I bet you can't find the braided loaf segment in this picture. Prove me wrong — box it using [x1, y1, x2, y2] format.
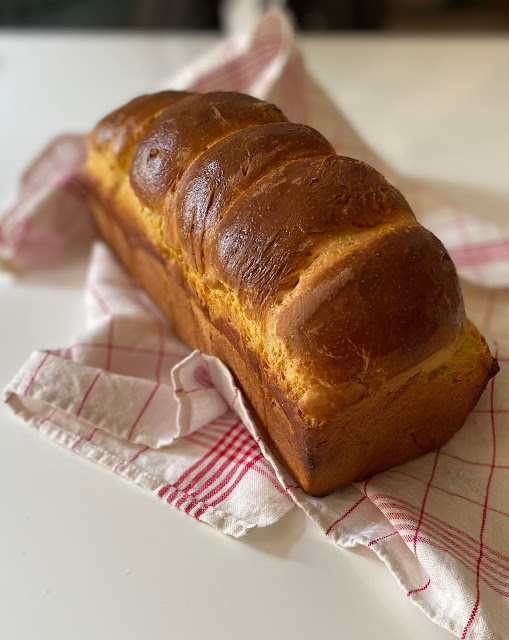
[89, 91, 465, 418]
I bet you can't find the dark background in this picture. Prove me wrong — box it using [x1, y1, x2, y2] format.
[1, 0, 508, 31]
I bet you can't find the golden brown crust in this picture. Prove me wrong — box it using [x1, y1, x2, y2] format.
[277, 224, 465, 392]
[175, 121, 335, 272]
[130, 91, 286, 211]
[207, 155, 415, 312]
[90, 91, 191, 169]
[84, 90, 497, 495]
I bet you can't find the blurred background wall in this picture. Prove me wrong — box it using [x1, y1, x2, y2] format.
[1, 0, 508, 31]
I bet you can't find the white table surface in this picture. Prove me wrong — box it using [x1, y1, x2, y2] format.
[1, 31, 508, 640]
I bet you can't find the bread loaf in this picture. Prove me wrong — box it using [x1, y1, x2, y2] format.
[84, 91, 498, 496]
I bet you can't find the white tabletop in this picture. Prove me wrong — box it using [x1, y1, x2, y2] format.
[1, 31, 508, 640]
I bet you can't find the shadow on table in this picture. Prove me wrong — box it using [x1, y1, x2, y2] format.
[240, 507, 308, 558]
[241, 503, 386, 564]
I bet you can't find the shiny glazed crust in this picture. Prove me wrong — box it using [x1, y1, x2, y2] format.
[84, 91, 497, 495]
